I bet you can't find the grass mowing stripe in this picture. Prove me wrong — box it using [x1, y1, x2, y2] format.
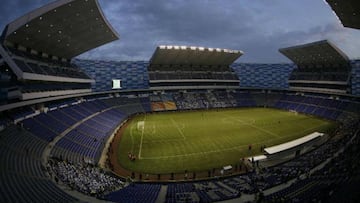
[170, 118, 186, 139]
[223, 113, 280, 138]
[116, 108, 336, 173]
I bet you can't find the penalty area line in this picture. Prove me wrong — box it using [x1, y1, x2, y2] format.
[171, 118, 186, 139]
[140, 140, 260, 160]
[225, 114, 280, 138]
[138, 116, 146, 159]
[139, 131, 309, 160]
[130, 124, 135, 153]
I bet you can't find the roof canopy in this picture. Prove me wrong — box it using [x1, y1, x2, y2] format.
[2, 0, 119, 59]
[325, 0, 360, 29]
[149, 45, 243, 71]
[279, 40, 349, 68]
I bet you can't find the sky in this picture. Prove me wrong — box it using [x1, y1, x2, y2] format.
[0, 0, 360, 63]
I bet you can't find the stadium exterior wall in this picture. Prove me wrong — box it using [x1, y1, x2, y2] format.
[74, 59, 149, 92]
[75, 60, 296, 92]
[351, 60, 360, 96]
[231, 63, 295, 89]
[74, 59, 359, 96]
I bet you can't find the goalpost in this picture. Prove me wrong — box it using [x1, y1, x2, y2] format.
[289, 109, 298, 115]
[137, 121, 145, 131]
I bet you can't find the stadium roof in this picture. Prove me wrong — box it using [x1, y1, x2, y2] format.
[1, 0, 119, 59]
[279, 40, 349, 68]
[149, 45, 243, 70]
[325, 0, 360, 29]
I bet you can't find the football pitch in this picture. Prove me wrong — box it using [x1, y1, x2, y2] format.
[116, 108, 336, 174]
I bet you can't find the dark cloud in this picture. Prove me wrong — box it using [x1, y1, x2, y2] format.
[0, 0, 51, 29]
[1, 0, 359, 63]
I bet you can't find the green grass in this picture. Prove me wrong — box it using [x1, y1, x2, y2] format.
[117, 108, 336, 174]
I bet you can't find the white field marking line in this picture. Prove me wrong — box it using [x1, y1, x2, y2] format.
[141, 117, 330, 160]
[141, 123, 330, 160]
[144, 123, 184, 143]
[143, 121, 183, 144]
[152, 123, 156, 135]
[130, 124, 135, 153]
[225, 114, 280, 138]
[222, 117, 255, 125]
[171, 118, 186, 139]
[138, 116, 146, 159]
[140, 138, 272, 160]
[143, 138, 186, 144]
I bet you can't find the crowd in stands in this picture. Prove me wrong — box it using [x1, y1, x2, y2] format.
[173, 92, 206, 109]
[149, 93, 177, 111]
[0, 125, 78, 203]
[49, 159, 125, 197]
[104, 183, 162, 203]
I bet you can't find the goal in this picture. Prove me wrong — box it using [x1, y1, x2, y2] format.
[137, 121, 145, 131]
[289, 109, 298, 115]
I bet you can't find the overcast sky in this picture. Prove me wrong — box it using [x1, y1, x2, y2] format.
[1, 0, 360, 63]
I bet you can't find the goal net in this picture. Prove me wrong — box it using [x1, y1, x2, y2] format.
[289, 109, 298, 115]
[137, 121, 145, 131]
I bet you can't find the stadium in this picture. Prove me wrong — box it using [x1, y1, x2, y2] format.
[0, 0, 359, 202]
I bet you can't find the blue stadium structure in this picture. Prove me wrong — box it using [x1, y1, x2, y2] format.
[74, 59, 150, 91]
[231, 63, 294, 90]
[0, 0, 360, 203]
[351, 60, 360, 95]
